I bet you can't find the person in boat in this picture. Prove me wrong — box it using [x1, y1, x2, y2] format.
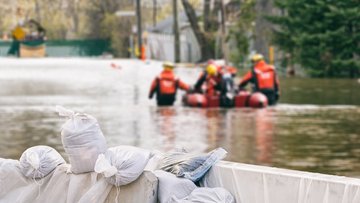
[219, 67, 237, 107]
[238, 54, 280, 105]
[149, 62, 190, 106]
[194, 61, 222, 97]
[194, 60, 238, 107]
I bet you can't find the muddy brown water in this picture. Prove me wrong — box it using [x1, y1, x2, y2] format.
[0, 58, 359, 177]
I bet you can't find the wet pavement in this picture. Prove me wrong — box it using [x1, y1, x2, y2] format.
[0, 58, 359, 177]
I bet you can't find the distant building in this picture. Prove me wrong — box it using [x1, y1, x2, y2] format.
[142, 0, 171, 8]
[146, 12, 201, 63]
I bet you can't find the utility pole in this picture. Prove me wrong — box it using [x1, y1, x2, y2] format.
[136, 0, 142, 59]
[173, 0, 180, 63]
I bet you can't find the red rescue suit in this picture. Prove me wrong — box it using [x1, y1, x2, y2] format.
[194, 71, 222, 96]
[149, 70, 189, 106]
[239, 61, 280, 105]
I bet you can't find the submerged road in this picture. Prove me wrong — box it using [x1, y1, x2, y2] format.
[0, 58, 359, 177]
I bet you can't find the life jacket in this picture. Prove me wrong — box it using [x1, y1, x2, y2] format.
[156, 71, 179, 96]
[204, 74, 221, 96]
[252, 61, 277, 91]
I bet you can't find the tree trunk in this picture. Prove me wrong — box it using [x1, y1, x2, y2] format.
[211, 0, 221, 31]
[153, 0, 157, 26]
[219, 0, 228, 63]
[204, 0, 211, 32]
[173, 0, 180, 62]
[254, 0, 274, 60]
[181, 0, 211, 61]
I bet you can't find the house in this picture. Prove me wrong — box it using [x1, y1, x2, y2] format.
[146, 12, 201, 63]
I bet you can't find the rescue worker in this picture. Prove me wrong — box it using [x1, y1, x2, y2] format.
[194, 62, 222, 96]
[149, 62, 190, 106]
[239, 54, 280, 105]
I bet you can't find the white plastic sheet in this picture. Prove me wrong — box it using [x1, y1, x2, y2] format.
[56, 105, 107, 174]
[201, 161, 360, 203]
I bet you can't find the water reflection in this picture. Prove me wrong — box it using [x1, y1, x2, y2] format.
[155, 107, 177, 151]
[254, 110, 275, 165]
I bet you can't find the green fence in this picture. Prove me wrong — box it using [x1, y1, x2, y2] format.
[0, 39, 111, 57]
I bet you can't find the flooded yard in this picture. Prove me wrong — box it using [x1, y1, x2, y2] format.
[0, 58, 359, 177]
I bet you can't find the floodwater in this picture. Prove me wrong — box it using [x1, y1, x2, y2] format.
[0, 58, 359, 177]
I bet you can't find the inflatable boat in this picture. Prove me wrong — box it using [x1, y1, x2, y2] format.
[182, 90, 268, 108]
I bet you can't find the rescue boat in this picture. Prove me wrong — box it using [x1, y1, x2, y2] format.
[182, 91, 268, 108]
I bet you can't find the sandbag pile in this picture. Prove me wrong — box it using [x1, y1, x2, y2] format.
[56, 105, 107, 174]
[2, 106, 235, 203]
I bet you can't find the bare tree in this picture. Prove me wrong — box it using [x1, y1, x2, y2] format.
[181, 0, 211, 61]
[203, 0, 211, 32]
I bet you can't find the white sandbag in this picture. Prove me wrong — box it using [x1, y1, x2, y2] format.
[56, 105, 107, 174]
[94, 146, 151, 186]
[144, 150, 164, 172]
[19, 145, 65, 178]
[153, 170, 197, 203]
[172, 187, 235, 203]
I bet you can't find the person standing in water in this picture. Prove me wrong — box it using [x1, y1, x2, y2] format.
[149, 62, 190, 106]
[238, 54, 280, 105]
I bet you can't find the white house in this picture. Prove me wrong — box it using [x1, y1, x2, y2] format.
[146, 12, 201, 63]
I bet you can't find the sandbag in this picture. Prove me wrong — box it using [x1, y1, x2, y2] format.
[144, 150, 164, 171]
[56, 105, 107, 174]
[172, 187, 235, 203]
[160, 148, 227, 182]
[94, 146, 151, 186]
[19, 145, 65, 178]
[154, 170, 197, 203]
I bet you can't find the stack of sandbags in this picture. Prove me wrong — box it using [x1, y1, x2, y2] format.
[56, 106, 107, 174]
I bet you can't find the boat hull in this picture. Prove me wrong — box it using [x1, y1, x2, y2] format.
[183, 91, 268, 108]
